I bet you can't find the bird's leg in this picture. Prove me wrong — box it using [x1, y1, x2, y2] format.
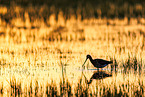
[97, 68, 99, 72]
[100, 68, 103, 72]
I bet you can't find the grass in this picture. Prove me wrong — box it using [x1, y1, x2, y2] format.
[0, 50, 144, 96]
[0, 7, 145, 96]
[0, 74, 144, 96]
[0, 0, 145, 21]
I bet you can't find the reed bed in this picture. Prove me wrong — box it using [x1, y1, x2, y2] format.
[0, 9, 145, 96]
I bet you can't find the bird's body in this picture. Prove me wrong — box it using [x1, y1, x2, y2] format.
[82, 55, 112, 68]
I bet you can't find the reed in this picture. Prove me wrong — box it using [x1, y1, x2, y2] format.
[0, 7, 145, 96]
[0, 73, 144, 96]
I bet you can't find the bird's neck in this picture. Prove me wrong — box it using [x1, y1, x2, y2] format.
[89, 57, 93, 62]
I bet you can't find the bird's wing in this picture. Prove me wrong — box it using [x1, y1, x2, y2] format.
[95, 59, 112, 65]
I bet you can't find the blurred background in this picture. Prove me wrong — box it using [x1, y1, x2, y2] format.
[0, 0, 145, 26]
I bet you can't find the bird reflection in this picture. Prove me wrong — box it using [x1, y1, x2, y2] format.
[83, 71, 112, 84]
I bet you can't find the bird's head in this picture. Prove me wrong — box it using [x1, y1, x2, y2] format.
[86, 54, 91, 59]
[82, 54, 92, 67]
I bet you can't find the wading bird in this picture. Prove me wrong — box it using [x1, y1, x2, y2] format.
[82, 54, 112, 68]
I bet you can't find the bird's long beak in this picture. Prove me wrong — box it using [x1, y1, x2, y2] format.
[82, 58, 87, 67]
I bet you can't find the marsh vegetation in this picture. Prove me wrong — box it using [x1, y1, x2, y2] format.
[0, 1, 145, 96]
